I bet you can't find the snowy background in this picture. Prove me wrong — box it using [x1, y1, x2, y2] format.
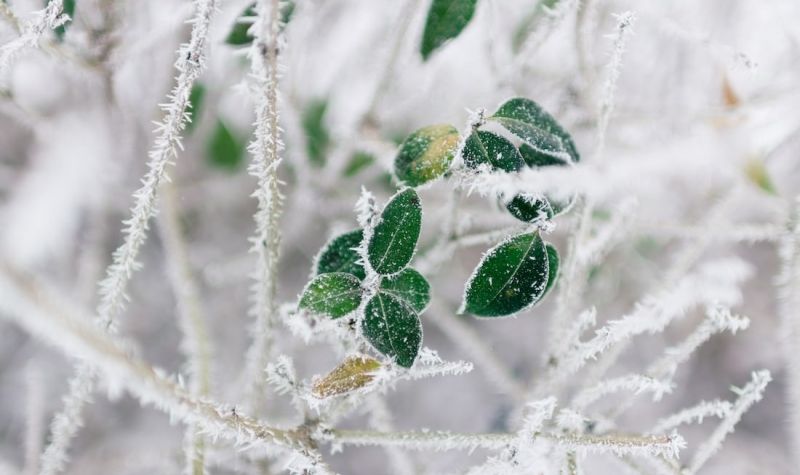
[1, 0, 800, 473]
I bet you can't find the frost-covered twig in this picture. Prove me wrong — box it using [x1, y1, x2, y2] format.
[38, 365, 95, 475]
[686, 370, 771, 474]
[243, 0, 286, 407]
[96, 0, 219, 329]
[651, 400, 732, 435]
[329, 429, 683, 458]
[0, 1, 67, 78]
[533, 259, 750, 399]
[571, 374, 673, 411]
[647, 306, 749, 379]
[39, 1, 220, 471]
[596, 11, 635, 156]
[158, 181, 212, 475]
[0, 265, 333, 471]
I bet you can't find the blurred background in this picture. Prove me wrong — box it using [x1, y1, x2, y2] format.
[1, 0, 799, 473]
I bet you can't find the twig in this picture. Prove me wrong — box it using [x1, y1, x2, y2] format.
[158, 180, 213, 475]
[243, 0, 286, 408]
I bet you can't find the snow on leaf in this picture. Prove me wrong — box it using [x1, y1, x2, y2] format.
[362, 293, 422, 368]
[315, 229, 366, 280]
[367, 188, 422, 275]
[462, 231, 550, 317]
[312, 355, 382, 398]
[299, 273, 362, 319]
[491, 97, 579, 164]
[379, 268, 430, 313]
[461, 130, 524, 172]
[394, 125, 459, 186]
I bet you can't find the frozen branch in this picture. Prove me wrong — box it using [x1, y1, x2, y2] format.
[97, 0, 219, 329]
[158, 181, 213, 475]
[687, 370, 771, 474]
[596, 11, 636, 156]
[243, 0, 287, 406]
[571, 374, 673, 411]
[651, 400, 732, 435]
[0, 1, 67, 79]
[38, 1, 220, 470]
[0, 265, 334, 473]
[329, 429, 683, 458]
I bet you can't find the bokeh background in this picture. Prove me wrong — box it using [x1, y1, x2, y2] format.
[1, 0, 800, 473]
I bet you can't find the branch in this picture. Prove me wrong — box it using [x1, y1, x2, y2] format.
[243, 0, 286, 407]
[0, 265, 333, 473]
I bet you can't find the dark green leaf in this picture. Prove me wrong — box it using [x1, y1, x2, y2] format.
[186, 84, 206, 134]
[207, 119, 245, 171]
[302, 99, 330, 167]
[462, 231, 549, 317]
[362, 292, 422, 368]
[380, 268, 430, 312]
[343, 151, 375, 177]
[420, 0, 479, 60]
[491, 97, 580, 163]
[226, 3, 256, 46]
[394, 124, 459, 186]
[299, 272, 362, 318]
[505, 193, 553, 223]
[462, 130, 523, 172]
[368, 189, 422, 275]
[316, 229, 366, 280]
[519, 142, 569, 168]
[542, 242, 559, 298]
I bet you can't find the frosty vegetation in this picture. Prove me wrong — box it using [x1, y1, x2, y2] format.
[0, 0, 797, 474]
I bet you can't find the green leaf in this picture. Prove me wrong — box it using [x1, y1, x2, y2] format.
[462, 130, 524, 172]
[380, 268, 430, 312]
[362, 292, 422, 368]
[394, 124, 459, 186]
[519, 142, 569, 168]
[542, 242, 559, 298]
[226, 3, 256, 46]
[420, 0, 479, 60]
[343, 151, 375, 177]
[299, 272, 362, 319]
[490, 97, 580, 164]
[316, 229, 366, 280]
[186, 84, 206, 134]
[462, 231, 549, 317]
[505, 193, 553, 223]
[302, 99, 330, 167]
[207, 119, 245, 171]
[368, 188, 422, 275]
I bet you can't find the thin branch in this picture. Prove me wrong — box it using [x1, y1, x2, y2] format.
[243, 0, 286, 408]
[38, 1, 221, 472]
[158, 181, 213, 475]
[687, 370, 771, 474]
[0, 265, 333, 473]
